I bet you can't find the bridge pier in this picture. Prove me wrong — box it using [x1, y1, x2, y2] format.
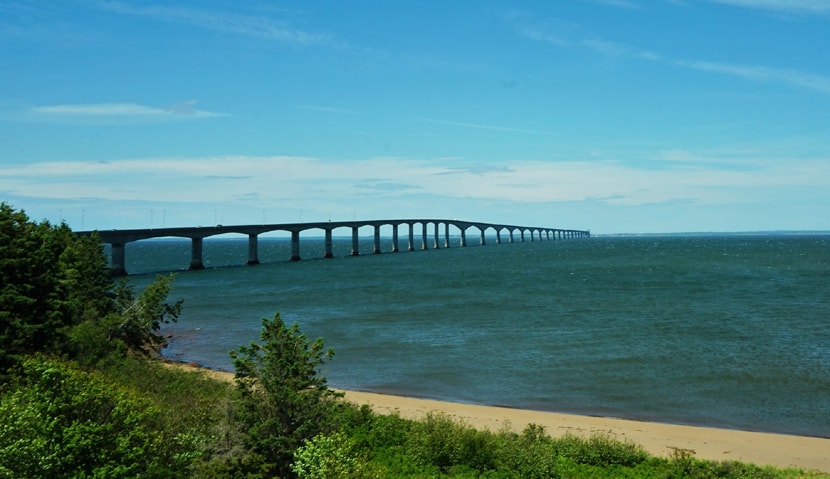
[247, 234, 259, 265]
[111, 242, 127, 276]
[190, 237, 204, 270]
[324, 229, 334, 258]
[290, 230, 301, 261]
[84, 219, 590, 275]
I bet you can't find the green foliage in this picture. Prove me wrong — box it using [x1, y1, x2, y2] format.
[661, 447, 784, 479]
[0, 356, 199, 478]
[110, 274, 183, 355]
[553, 432, 648, 468]
[0, 202, 182, 373]
[229, 313, 345, 478]
[292, 431, 382, 479]
[0, 203, 113, 375]
[339, 414, 814, 479]
[492, 424, 562, 479]
[67, 274, 182, 365]
[406, 412, 498, 473]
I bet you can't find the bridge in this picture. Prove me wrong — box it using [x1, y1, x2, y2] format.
[80, 219, 590, 276]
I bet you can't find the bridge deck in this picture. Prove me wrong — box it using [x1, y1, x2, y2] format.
[78, 219, 589, 276]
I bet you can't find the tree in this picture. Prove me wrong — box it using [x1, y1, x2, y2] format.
[111, 274, 182, 355]
[1, 202, 182, 374]
[230, 313, 344, 478]
[0, 203, 110, 375]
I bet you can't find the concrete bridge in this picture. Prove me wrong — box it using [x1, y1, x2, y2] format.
[80, 219, 590, 276]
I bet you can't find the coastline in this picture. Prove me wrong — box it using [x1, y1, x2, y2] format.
[167, 362, 829, 473]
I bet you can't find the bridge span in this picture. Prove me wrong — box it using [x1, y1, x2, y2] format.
[80, 219, 590, 276]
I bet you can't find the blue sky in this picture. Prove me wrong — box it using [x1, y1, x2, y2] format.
[2, 0, 829, 234]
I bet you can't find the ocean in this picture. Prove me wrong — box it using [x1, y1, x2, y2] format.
[121, 233, 830, 437]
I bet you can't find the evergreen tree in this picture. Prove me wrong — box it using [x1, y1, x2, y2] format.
[0, 203, 103, 374]
[230, 313, 343, 478]
[1, 202, 181, 375]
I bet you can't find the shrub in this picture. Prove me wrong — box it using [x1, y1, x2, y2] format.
[292, 431, 383, 479]
[405, 412, 498, 473]
[553, 433, 648, 468]
[0, 356, 198, 478]
[493, 424, 561, 479]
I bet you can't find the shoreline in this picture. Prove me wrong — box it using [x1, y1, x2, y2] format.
[166, 362, 829, 473]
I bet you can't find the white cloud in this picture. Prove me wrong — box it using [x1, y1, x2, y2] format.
[292, 105, 360, 115]
[7, 101, 225, 124]
[676, 60, 830, 94]
[91, 1, 331, 45]
[513, 14, 830, 94]
[587, 0, 640, 9]
[711, 0, 830, 13]
[3, 154, 827, 211]
[421, 118, 558, 136]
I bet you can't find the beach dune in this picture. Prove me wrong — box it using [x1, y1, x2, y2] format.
[341, 389, 829, 473]
[176, 364, 829, 473]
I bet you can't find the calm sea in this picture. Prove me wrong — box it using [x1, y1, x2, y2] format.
[122, 233, 830, 437]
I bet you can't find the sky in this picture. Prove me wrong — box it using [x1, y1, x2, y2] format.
[2, 0, 829, 235]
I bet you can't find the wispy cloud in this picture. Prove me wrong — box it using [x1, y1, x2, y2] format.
[3, 153, 826, 209]
[711, 0, 830, 13]
[512, 14, 830, 94]
[586, 0, 640, 9]
[91, 1, 331, 45]
[422, 118, 558, 136]
[5, 101, 225, 124]
[582, 37, 663, 60]
[676, 60, 830, 93]
[292, 105, 360, 115]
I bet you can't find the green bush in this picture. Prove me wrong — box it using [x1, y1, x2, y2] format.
[492, 424, 561, 479]
[292, 431, 383, 479]
[0, 356, 199, 478]
[553, 433, 648, 467]
[405, 412, 498, 473]
[662, 447, 784, 479]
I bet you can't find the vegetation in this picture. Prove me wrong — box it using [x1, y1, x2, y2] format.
[1, 202, 826, 478]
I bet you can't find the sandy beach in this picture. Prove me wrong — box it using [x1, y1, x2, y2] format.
[173, 364, 829, 473]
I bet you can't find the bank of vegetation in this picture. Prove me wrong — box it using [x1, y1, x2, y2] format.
[1, 202, 825, 478]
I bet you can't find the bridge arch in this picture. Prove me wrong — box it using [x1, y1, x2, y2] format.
[82, 219, 589, 275]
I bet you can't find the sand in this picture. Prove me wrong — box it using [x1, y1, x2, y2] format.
[170, 363, 829, 473]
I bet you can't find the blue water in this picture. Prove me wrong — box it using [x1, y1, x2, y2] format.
[123, 234, 830, 437]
